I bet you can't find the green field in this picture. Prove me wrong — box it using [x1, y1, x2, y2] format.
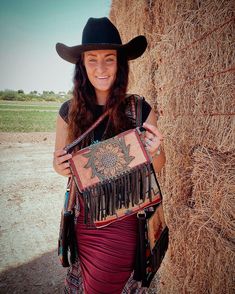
[0, 101, 62, 132]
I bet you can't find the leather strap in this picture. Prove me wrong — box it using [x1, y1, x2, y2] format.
[136, 96, 143, 127]
[64, 109, 110, 153]
[129, 94, 143, 127]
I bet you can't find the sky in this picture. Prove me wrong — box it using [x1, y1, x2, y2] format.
[0, 0, 112, 93]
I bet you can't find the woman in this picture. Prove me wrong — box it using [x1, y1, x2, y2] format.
[54, 17, 166, 294]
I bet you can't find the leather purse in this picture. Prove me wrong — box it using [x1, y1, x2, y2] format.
[65, 120, 162, 228]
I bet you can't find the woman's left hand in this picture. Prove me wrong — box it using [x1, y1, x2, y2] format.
[143, 122, 164, 157]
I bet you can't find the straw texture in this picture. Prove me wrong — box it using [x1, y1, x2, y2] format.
[110, 1, 235, 293]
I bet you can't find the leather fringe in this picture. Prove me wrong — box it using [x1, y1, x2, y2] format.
[83, 162, 154, 225]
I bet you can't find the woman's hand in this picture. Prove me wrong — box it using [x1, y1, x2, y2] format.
[143, 122, 164, 157]
[53, 149, 72, 177]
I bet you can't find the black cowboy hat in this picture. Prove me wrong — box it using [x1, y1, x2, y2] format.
[56, 17, 147, 64]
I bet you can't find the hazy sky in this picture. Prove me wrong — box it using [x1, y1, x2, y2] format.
[0, 0, 111, 93]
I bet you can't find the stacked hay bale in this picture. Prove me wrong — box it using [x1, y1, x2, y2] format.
[110, 1, 235, 293]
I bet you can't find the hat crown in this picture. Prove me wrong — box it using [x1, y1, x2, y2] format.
[82, 17, 122, 45]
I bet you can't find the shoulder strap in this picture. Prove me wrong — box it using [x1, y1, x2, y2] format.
[135, 95, 143, 127]
[129, 94, 143, 127]
[64, 109, 109, 153]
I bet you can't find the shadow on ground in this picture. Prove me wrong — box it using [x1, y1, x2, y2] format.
[0, 249, 67, 294]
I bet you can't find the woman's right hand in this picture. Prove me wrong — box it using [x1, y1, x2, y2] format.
[53, 149, 72, 177]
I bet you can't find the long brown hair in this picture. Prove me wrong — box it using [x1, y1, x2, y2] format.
[67, 51, 132, 145]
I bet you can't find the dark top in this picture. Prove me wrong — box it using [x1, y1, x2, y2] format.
[59, 97, 152, 142]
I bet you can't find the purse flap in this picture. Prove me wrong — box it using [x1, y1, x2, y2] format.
[69, 128, 149, 192]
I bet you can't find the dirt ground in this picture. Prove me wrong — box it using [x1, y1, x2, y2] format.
[0, 132, 68, 294]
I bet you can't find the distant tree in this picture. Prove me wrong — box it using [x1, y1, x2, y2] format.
[49, 91, 55, 94]
[1, 90, 18, 100]
[18, 89, 24, 94]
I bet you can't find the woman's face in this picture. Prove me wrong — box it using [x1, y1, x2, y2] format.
[83, 49, 117, 99]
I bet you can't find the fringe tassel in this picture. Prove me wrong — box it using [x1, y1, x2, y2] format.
[83, 162, 155, 224]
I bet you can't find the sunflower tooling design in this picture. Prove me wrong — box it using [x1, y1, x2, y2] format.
[83, 137, 135, 180]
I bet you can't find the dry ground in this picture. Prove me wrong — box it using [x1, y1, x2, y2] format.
[0, 132, 67, 294]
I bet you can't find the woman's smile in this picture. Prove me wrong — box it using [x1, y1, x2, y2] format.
[96, 75, 109, 81]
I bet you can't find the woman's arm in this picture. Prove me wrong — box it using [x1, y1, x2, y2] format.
[143, 109, 166, 173]
[53, 115, 72, 177]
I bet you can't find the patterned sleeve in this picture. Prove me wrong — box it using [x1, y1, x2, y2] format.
[59, 99, 71, 123]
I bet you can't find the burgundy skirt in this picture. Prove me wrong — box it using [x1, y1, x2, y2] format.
[75, 199, 138, 294]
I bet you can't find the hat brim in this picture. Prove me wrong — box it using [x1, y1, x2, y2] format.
[56, 35, 147, 64]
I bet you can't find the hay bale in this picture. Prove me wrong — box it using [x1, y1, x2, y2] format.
[160, 147, 235, 293]
[110, 1, 157, 101]
[110, 0, 235, 293]
[191, 147, 234, 245]
[160, 215, 234, 293]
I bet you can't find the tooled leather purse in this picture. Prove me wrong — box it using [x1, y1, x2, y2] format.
[64, 112, 162, 228]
